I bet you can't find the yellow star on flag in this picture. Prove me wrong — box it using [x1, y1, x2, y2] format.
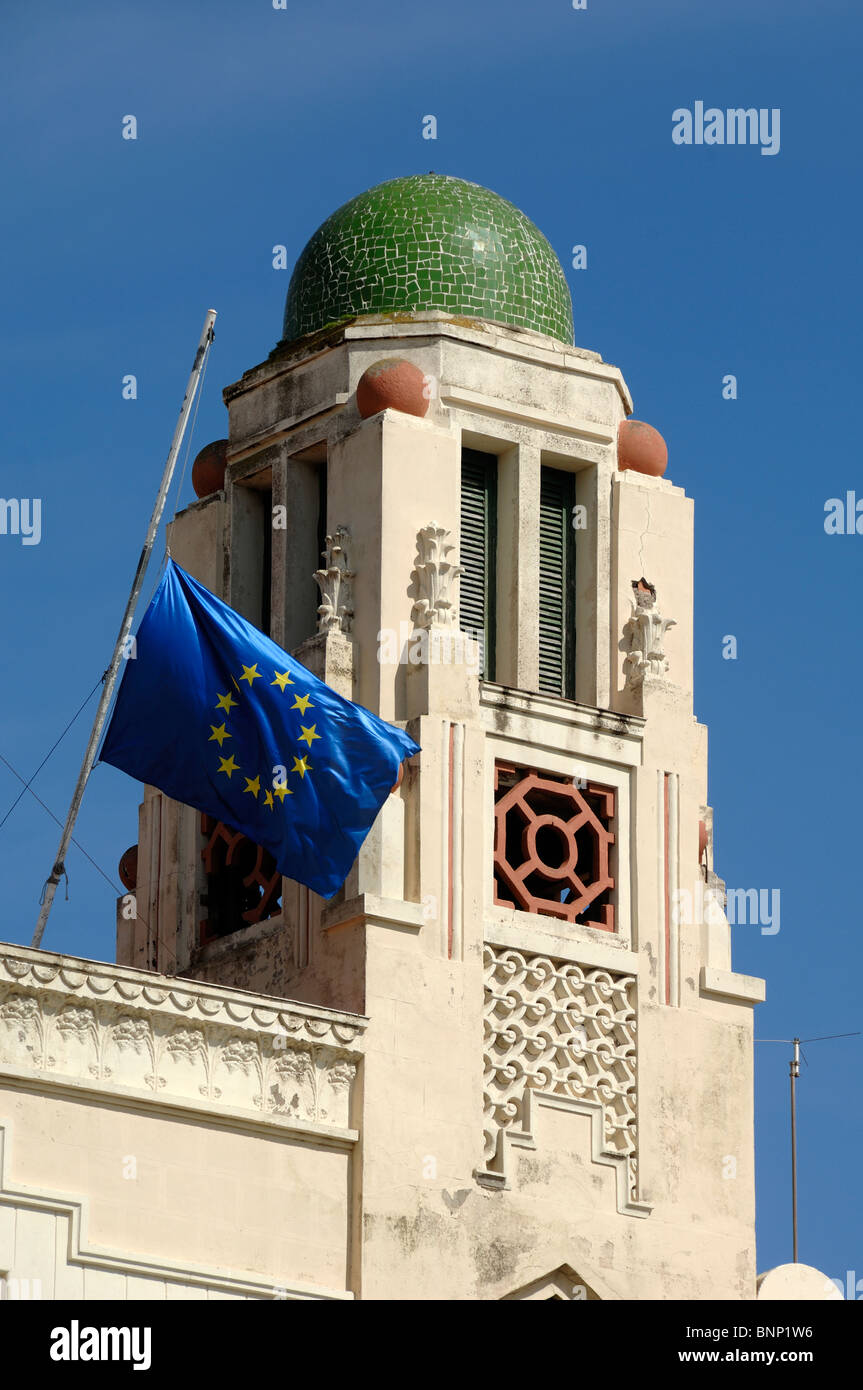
[208, 723, 231, 746]
[243, 775, 261, 798]
[240, 664, 262, 686]
[273, 781, 293, 802]
[299, 723, 320, 747]
[263, 790, 274, 810]
[218, 754, 240, 779]
[271, 670, 294, 692]
[215, 692, 237, 714]
[292, 693, 313, 715]
[292, 755, 311, 779]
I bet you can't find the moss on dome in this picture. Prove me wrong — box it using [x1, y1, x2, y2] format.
[282, 174, 573, 345]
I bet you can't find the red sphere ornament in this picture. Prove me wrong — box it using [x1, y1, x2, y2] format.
[118, 845, 138, 892]
[192, 439, 229, 498]
[618, 419, 668, 478]
[356, 359, 430, 419]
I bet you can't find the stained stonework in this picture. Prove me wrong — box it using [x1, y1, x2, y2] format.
[282, 174, 574, 345]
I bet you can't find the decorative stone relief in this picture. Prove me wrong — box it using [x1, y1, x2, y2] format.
[622, 578, 676, 688]
[314, 527, 354, 634]
[409, 523, 464, 630]
[0, 948, 364, 1134]
[482, 944, 645, 1214]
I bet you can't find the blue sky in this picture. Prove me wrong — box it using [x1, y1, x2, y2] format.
[1, 0, 860, 1287]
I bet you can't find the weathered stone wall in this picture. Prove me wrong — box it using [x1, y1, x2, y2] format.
[0, 945, 365, 1300]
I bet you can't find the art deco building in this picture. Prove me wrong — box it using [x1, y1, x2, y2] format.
[0, 175, 776, 1301]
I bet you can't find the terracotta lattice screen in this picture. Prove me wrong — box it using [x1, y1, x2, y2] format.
[493, 765, 615, 931]
[199, 814, 282, 944]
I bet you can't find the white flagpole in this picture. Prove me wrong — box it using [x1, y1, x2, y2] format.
[31, 309, 217, 950]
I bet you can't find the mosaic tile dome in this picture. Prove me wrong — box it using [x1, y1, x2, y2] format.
[282, 174, 574, 345]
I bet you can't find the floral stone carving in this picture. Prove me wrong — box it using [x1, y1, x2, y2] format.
[409, 523, 464, 630]
[314, 527, 354, 634]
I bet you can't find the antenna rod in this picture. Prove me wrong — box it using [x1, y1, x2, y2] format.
[790, 1038, 799, 1262]
[757, 1030, 859, 1265]
[31, 309, 217, 950]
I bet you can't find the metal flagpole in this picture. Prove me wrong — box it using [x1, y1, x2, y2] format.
[31, 309, 217, 950]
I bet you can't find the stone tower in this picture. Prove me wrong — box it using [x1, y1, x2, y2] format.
[118, 174, 765, 1300]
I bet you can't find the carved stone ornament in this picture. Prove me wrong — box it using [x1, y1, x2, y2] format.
[409, 522, 464, 630]
[481, 944, 648, 1216]
[314, 527, 354, 634]
[0, 946, 365, 1133]
[622, 577, 676, 688]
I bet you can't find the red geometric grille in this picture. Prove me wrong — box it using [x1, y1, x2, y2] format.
[493, 764, 615, 931]
[199, 814, 282, 945]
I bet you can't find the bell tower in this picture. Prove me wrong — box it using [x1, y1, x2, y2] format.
[118, 174, 764, 1300]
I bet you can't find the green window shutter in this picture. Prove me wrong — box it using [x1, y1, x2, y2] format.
[459, 449, 497, 679]
[539, 466, 576, 698]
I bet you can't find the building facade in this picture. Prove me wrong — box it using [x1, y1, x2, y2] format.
[1, 175, 772, 1301]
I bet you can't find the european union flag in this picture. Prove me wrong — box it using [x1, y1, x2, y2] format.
[100, 559, 419, 897]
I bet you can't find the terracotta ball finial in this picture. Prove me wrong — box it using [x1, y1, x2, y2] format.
[118, 845, 138, 892]
[191, 439, 229, 498]
[356, 358, 430, 420]
[618, 419, 668, 478]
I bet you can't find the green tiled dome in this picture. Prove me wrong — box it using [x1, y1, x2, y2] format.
[282, 174, 573, 345]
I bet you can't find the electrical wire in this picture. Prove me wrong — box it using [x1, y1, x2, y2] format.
[0, 751, 121, 894]
[0, 679, 103, 834]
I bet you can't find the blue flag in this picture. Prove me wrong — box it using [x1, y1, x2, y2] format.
[100, 559, 419, 897]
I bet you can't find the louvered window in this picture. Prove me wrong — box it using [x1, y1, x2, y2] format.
[538, 466, 576, 697]
[459, 449, 497, 679]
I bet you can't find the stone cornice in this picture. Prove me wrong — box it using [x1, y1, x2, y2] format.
[223, 313, 633, 413]
[479, 683, 644, 764]
[0, 944, 366, 1134]
[0, 944, 366, 1045]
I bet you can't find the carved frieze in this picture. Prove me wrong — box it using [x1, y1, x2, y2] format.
[0, 948, 364, 1133]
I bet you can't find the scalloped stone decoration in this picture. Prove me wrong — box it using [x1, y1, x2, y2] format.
[0, 947, 367, 1134]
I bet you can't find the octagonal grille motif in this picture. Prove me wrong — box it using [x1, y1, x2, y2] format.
[493, 764, 615, 931]
[199, 814, 282, 945]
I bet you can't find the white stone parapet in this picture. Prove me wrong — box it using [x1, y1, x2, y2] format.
[0, 944, 366, 1137]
